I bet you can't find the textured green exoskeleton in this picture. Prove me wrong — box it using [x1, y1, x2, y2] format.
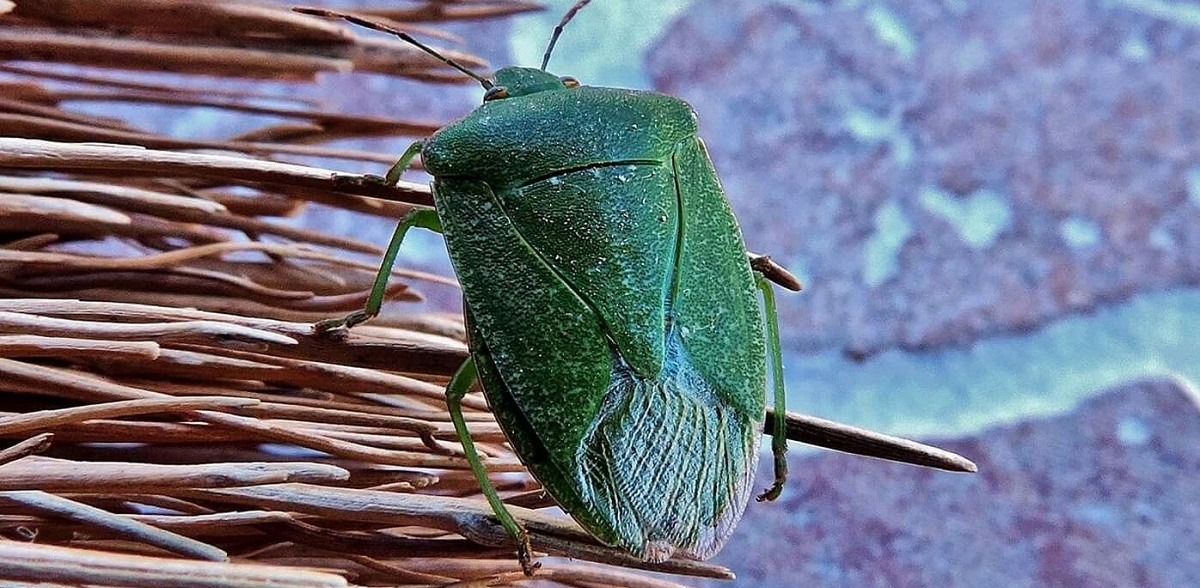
[298, 3, 792, 573]
[433, 71, 782, 564]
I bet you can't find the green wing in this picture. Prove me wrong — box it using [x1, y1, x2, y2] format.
[566, 137, 766, 560]
[671, 137, 767, 418]
[496, 162, 677, 378]
[433, 178, 612, 473]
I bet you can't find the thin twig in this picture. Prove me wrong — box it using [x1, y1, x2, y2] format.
[0, 138, 432, 210]
[0, 433, 53, 465]
[0, 456, 351, 492]
[0, 311, 297, 346]
[767, 408, 978, 473]
[0, 490, 228, 561]
[0, 397, 258, 436]
[0, 540, 349, 587]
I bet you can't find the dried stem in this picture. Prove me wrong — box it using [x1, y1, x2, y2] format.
[0, 491, 228, 561]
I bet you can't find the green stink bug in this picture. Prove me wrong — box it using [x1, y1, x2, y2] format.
[298, 1, 971, 575]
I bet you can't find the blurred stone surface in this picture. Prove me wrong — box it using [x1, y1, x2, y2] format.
[712, 377, 1200, 587]
[648, 0, 1200, 358]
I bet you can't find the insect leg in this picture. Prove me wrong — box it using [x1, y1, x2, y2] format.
[314, 207, 443, 334]
[332, 140, 424, 187]
[445, 356, 539, 576]
[748, 252, 803, 292]
[383, 140, 425, 186]
[753, 273, 789, 502]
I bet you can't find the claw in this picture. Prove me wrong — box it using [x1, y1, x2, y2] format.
[314, 309, 369, 339]
[312, 318, 350, 340]
[757, 479, 784, 502]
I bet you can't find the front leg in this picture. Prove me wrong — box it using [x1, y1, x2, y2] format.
[331, 140, 425, 188]
[316, 140, 443, 336]
[315, 206, 443, 335]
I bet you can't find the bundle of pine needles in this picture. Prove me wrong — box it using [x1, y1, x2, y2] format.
[0, 1, 730, 586]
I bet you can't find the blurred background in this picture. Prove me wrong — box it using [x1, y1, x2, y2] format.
[5, 0, 1198, 586]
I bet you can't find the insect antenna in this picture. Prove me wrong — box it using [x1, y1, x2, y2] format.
[540, 0, 593, 71]
[293, 7, 494, 89]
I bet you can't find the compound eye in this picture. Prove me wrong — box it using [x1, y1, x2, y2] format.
[560, 76, 580, 88]
[483, 86, 509, 102]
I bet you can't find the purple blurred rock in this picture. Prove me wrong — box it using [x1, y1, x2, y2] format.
[713, 377, 1200, 587]
[648, 0, 1200, 358]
